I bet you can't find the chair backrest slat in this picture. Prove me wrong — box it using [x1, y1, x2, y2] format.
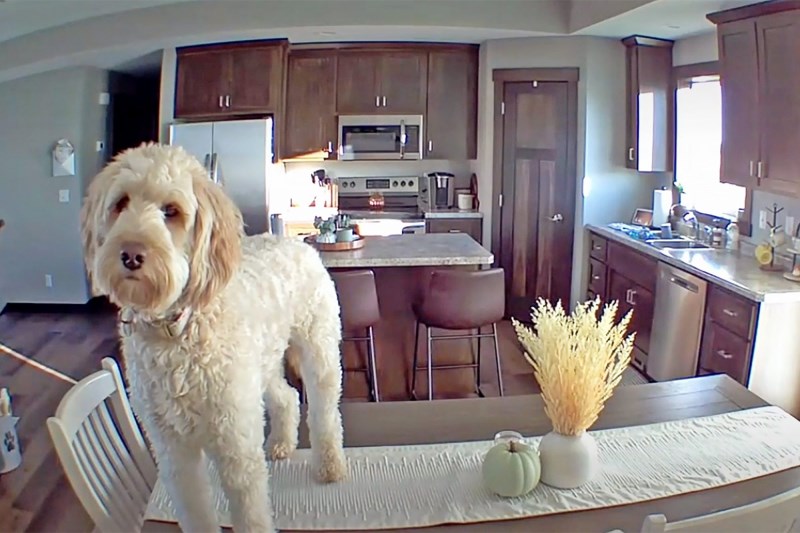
[94, 403, 152, 502]
[47, 357, 157, 533]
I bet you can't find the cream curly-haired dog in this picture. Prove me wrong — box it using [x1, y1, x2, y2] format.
[80, 143, 347, 532]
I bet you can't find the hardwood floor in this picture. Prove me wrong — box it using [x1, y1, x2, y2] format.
[0, 304, 646, 532]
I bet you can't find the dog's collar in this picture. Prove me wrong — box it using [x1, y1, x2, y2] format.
[119, 307, 192, 338]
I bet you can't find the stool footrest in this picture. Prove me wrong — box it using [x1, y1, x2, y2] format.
[412, 362, 478, 372]
[428, 332, 497, 341]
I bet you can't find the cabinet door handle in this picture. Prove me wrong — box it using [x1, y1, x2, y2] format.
[375, 96, 380, 107]
[218, 95, 224, 108]
[327, 141, 333, 153]
[382, 96, 387, 107]
[629, 289, 637, 306]
[592, 275, 600, 281]
[225, 95, 231, 107]
[722, 308, 738, 318]
[749, 161, 755, 177]
[628, 147, 635, 161]
[428, 140, 433, 152]
[716, 349, 733, 360]
[757, 161, 764, 178]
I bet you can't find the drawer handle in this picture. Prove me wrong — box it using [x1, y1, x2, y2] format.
[626, 289, 637, 306]
[593, 245, 602, 251]
[592, 275, 600, 281]
[716, 349, 733, 360]
[448, 229, 462, 233]
[722, 308, 738, 318]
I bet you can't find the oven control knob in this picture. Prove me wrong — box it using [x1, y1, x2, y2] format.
[393, 180, 399, 187]
[341, 181, 348, 188]
[408, 179, 415, 188]
[349, 181, 356, 188]
[400, 180, 406, 187]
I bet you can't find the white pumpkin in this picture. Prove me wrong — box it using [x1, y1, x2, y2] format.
[481, 439, 541, 498]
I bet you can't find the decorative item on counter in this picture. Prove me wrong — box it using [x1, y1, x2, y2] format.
[512, 297, 635, 489]
[334, 214, 356, 243]
[313, 216, 337, 244]
[783, 222, 800, 283]
[307, 215, 365, 251]
[0, 387, 21, 474]
[726, 221, 740, 251]
[368, 191, 385, 210]
[482, 431, 541, 498]
[756, 203, 785, 272]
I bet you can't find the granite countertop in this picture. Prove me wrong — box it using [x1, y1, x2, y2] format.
[588, 224, 800, 303]
[423, 208, 483, 219]
[315, 233, 493, 268]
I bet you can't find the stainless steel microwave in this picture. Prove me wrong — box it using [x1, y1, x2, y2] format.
[338, 115, 423, 160]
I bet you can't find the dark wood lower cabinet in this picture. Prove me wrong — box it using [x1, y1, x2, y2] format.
[426, 218, 482, 244]
[586, 230, 760, 387]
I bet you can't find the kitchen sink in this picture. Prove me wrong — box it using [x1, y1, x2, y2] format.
[646, 238, 713, 250]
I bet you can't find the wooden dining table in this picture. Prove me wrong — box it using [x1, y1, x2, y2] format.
[143, 374, 800, 532]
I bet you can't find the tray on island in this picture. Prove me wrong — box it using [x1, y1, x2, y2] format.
[304, 235, 365, 252]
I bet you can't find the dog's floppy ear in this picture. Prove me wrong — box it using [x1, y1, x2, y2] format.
[184, 172, 244, 309]
[80, 159, 122, 295]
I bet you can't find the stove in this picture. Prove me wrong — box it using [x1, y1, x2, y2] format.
[337, 176, 423, 220]
[336, 176, 425, 235]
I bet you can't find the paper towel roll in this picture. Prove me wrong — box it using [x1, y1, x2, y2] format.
[652, 189, 672, 227]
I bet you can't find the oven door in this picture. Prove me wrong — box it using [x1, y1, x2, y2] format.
[338, 115, 423, 160]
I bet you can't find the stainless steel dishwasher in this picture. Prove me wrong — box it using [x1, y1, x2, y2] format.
[647, 263, 708, 381]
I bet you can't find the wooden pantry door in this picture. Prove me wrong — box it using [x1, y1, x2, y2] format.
[492, 70, 578, 322]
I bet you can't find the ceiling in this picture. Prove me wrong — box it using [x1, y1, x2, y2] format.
[0, 0, 764, 80]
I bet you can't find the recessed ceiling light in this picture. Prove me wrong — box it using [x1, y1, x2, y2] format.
[316, 31, 337, 36]
[667, 25, 681, 29]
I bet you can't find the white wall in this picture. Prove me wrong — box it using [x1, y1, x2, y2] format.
[477, 36, 655, 308]
[0, 67, 109, 305]
[673, 32, 718, 66]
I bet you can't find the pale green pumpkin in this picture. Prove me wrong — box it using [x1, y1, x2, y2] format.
[481, 440, 541, 497]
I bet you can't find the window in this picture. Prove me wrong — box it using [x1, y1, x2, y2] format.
[675, 72, 746, 221]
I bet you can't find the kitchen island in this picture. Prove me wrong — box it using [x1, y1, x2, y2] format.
[308, 233, 496, 401]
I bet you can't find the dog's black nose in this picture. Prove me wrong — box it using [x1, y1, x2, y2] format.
[120, 243, 146, 271]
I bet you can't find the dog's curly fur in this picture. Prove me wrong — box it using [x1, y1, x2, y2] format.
[80, 143, 347, 532]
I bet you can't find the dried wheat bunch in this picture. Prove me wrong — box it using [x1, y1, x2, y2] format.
[512, 296, 635, 436]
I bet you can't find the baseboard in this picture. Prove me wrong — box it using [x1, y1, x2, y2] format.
[0, 296, 118, 315]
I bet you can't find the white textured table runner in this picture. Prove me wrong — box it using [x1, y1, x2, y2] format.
[146, 406, 800, 530]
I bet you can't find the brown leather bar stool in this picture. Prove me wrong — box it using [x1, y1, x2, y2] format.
[411, 268, 505, 400]
[330, 269, 381, 402]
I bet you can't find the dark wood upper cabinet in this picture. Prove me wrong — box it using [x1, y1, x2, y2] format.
[622, 35, 674, 173]
[717, 19, 760, 188]
[755, 11, 800, 195]
[336, 49, 427, 115]
[425, 46, 479, 160]
[174, 50, 230, 118]
[709, 4, 800, 197]
[283, 50, 338, 160]
[175, 40, 287, 119]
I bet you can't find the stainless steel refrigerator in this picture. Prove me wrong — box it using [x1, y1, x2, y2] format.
[168, 118, 273, 235]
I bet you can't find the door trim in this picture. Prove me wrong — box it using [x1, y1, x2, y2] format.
[490, 68, 580, 272]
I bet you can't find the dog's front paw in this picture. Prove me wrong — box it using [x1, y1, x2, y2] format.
[314, 448, 348, 483]
[267, 436, 297, 460]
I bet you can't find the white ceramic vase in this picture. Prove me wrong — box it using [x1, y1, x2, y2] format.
[538, 430, 598, 489]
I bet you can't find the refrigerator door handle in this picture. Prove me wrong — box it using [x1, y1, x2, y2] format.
[203, 153, 211, 174]
[210, 153, 219, 184]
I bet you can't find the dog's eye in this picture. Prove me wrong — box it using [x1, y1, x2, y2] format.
[162, 204, 179, 218]
[114, 195, 129, 213]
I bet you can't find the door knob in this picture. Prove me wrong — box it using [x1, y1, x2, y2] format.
[548, 214, 563, 222]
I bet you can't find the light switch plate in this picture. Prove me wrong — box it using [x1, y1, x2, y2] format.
[786, 216, 795, 235]
[759, 210, 768, 230]
[59, 189, 70, 203]
[96, 141, 104, 152]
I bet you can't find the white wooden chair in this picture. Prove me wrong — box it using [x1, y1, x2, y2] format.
[47, 357, 157, 533]
[613, 486, 800, 533]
